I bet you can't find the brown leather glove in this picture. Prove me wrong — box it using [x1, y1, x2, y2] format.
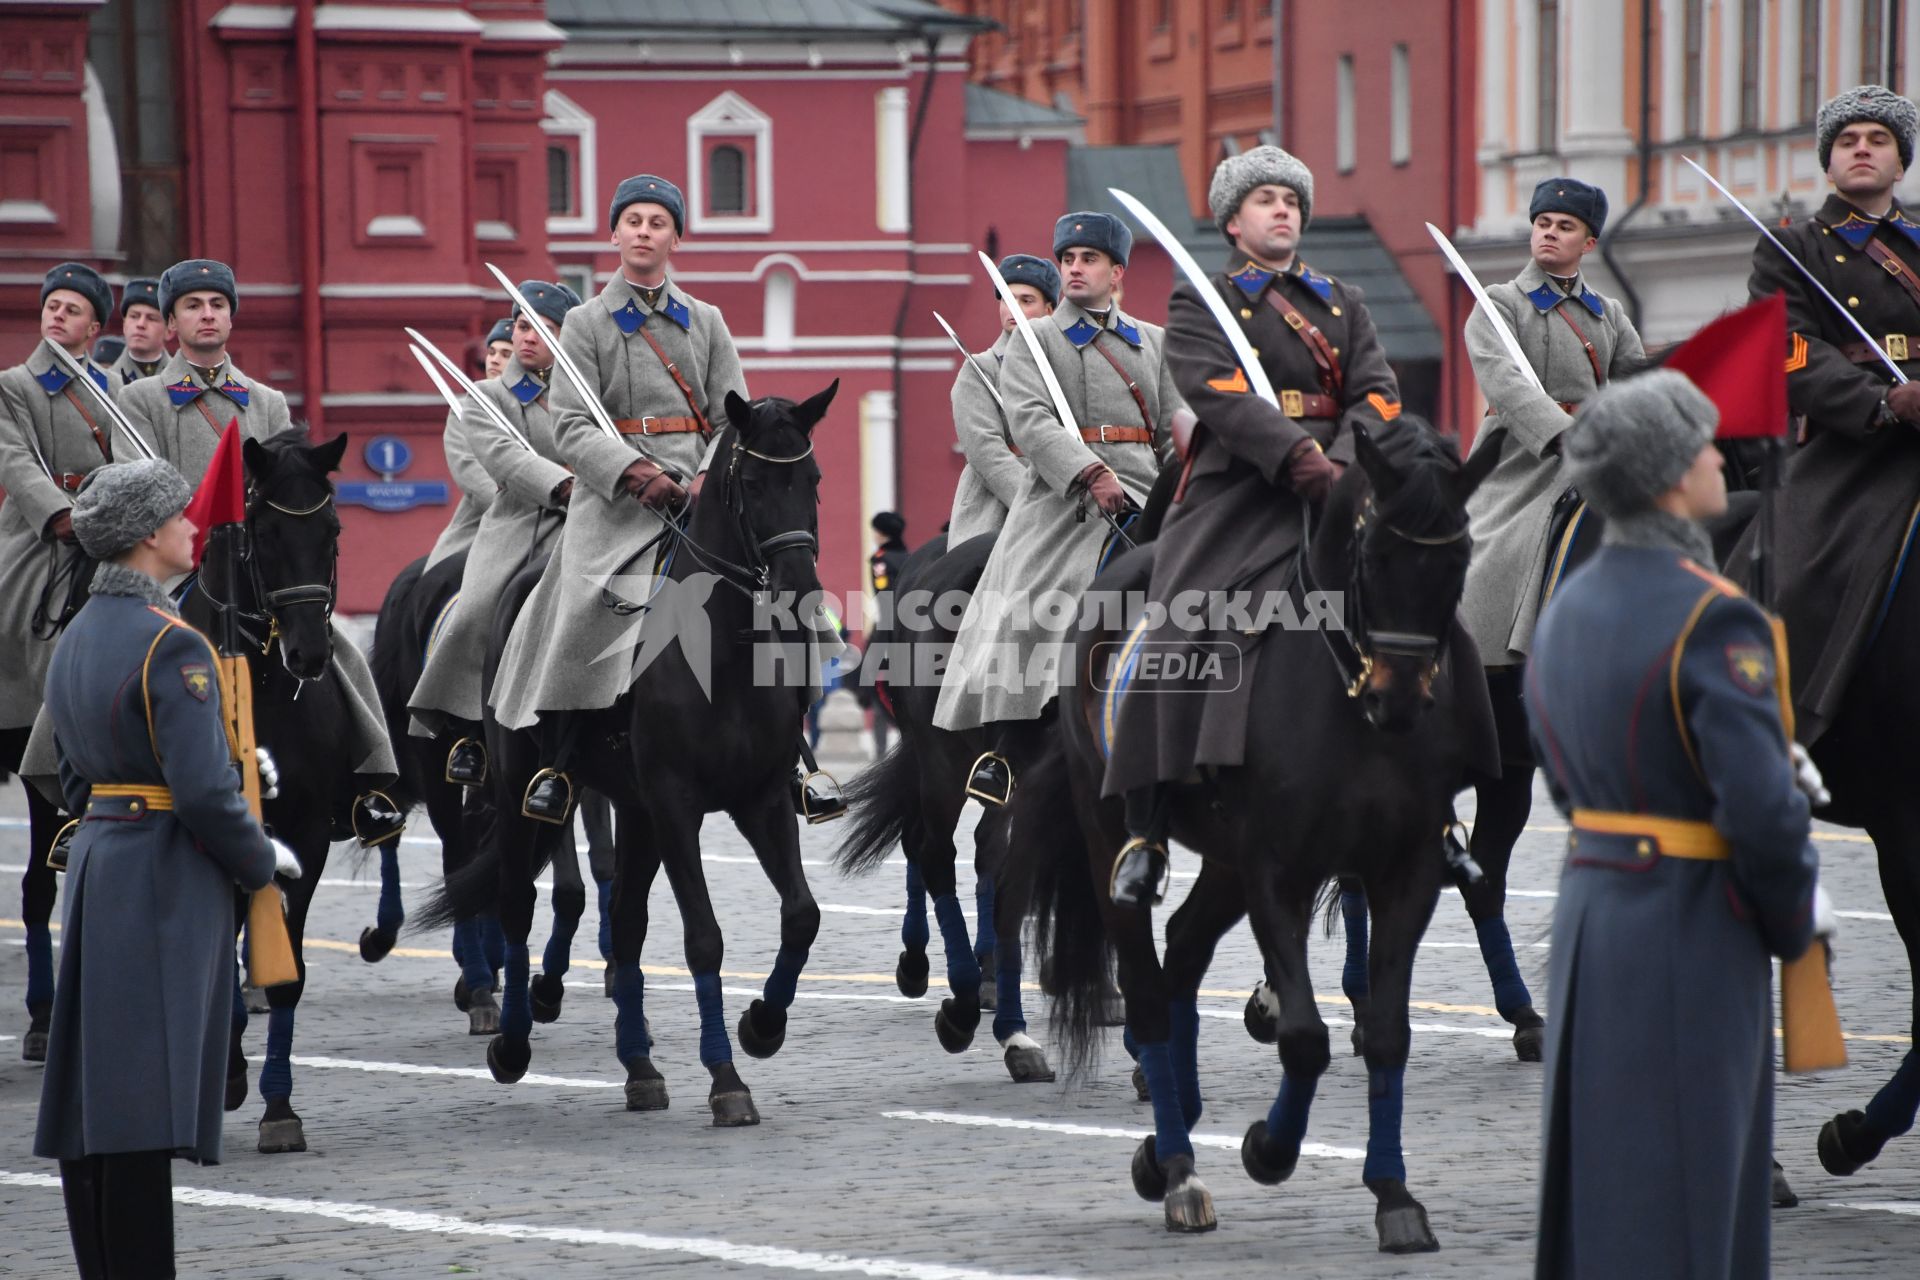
[618, 459, 687, 511]
[686, 469, 707, 507]
[1888, 382, 1920, 423]
[1076, 462, 1130, 516]
[1286, 436, 1338, 505]
[47, 510, 75, 544]
[551, 477, 574, 507]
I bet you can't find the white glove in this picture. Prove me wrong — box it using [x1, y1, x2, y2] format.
[1811, 882, 1838, 942]
[270, 837, 303, 881]
[1790, 743, 1830, 808]
[255, 746, 281, 800]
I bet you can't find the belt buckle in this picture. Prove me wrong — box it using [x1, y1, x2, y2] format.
[1096, 425, 1113, 443]
[639, 415, 661, 434]
[1280, 390, 1305, 418]
[1889, 334, 1910, 362]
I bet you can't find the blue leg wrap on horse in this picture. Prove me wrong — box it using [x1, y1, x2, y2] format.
[764, 943, 808, 1010]
[1267, 1072, 1318, 1157]
[1474, 915, 1532, 1021]
[1170, 997, 1204, 1128]
[974, 874, 997, 961]
[1864, 1048, 1920, 1139]
[612, 962, 651, 1062]
[455, 920, 493, 992]
[596, 878, 613, 962]
[541, 895, 582, 981]
[260, 1006, 296, 1101]
[499, 944, 532, 1039]
[991, 935, 1027, 1042]
[482, 915, 506, 975]
[933, 893, 981, 996]
[1138, 1042, 1193, 1160]
[1122, 1024, 1140, 1062]
[24, 924, 52, 1010]
[451, 917, 469, 967]
[693, 971, 732, 1067]
[376, 843, 404, 933]
[1341, 889, 1370, 1002]
[901, 862, 929, 952]
[1363, 1065, 1408, 1183]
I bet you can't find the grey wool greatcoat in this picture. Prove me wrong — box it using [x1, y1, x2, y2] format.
[934, 300, 1181, 733]
[945, 331, 1030, 546]
[1526, 537, 1818, 1280]
[491, 274, 744, 730]
[1746, 194, 1920, 744]
[1458, 260, 1646, 664]
[425, 400, 495, 568]
[0, 341, 118, 730]
[410, 358, 571, 731]
[109, 349, 166, 387]
[35, 567, 278, 1166]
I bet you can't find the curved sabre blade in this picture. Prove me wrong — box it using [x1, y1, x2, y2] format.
[403, 327, 535, 453]
[1425, 222, 1547, 396]
[43, 341, 159, 459]
[932, 310, 1005, 411]
[483, 262, 624, 437]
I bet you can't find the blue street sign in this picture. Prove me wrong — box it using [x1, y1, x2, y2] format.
[338, 480, 449, 513]
[364, 435, 413, 477]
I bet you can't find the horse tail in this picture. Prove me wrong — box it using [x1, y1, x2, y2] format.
[833, 741, 921, 877]
[1015, 741, 1112, 1079]
[415, 838, 499, 928]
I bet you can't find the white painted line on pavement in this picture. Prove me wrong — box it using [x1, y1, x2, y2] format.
[0, 1170, 1080, 1280]
[1826, 1201, 1920, 1217]
[244, 1053, 616, 1090]
[882, 1109, 1366, 1161]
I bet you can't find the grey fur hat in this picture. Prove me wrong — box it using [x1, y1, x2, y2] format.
[1209, 145, 1314, 241]
[1053, 211, 1133, 267]
[609, 174, 685, 236]
[119, 277, 161, 319]
[1818, 85, 1918, 171]
[71, 458, 195, 561]
[998, 253, 1062, 306]
[485, 317, 514, 347]
[511, 280, 584, 329]
[1562, 370, 1719, 518]
[160, 259, 238, 319]
[42, 262, 113, 326]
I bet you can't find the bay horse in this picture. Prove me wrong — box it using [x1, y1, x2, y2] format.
[1027, 420, 1499, 1249]
[425, 383, 835, 1126]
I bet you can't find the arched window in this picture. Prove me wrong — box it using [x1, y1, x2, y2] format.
[709, 145, 747, 215]
[763, 267, 796, 352]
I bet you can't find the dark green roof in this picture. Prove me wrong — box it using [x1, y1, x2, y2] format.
[965, 82, 1083, 133]
[547, 0, 989, 39]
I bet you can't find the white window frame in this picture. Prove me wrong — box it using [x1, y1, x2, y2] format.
[875, 86, 910, 233]
[1390, 44, 1412, 165]
[688, 90, 774, 235]
[1336, 55, 1356, 174]
[542, 89, 597, 236]
[763, 266, 797, 352]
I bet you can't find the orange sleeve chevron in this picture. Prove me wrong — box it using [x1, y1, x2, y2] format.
[1784, 333, 1808, 374]
[1206, 367, 1249, 393]
[1366, 392, 1403, 421]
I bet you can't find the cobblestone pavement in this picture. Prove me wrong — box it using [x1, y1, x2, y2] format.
[1, 710, 1916, 1277]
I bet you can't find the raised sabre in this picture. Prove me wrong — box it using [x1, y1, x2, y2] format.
[403, 328, 536, 454]
[932, 310, 1005, 411]
[1682, 155, 1907, 385]
[1425, 222, 1548, 396]
[482, 262, 623, 438]
[42, 341, 160, 460]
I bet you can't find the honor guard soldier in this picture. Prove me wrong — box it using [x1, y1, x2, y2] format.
[1526, 371, 1830, 1280]
[483, 315, 514, 379]
[490, 175, 744, 822]
[934, 210, 1183, 803]
[425, 321, 511, 569]
[1453, 177, 1645, 1036]
[945, 254, 1059, 546]
[119, 258, 403, 843]
[864, 510, 909, 759]
[1098, 147, 1408, 905]
[34, 458, 302, 1280]
[111, 278, 168, 385]
[411, 281, 582, 784]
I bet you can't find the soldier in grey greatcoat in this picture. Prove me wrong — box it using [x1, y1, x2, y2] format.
[945, 253, 1059, 546]
[109, 277, 168, 386]
[424, 317, 514, 569]
[490, 175, 744, 821]
[933, 212, 1182, 799]
[35, 458, 300, 1278]
[411, 284, 580, 783]
[1526, 372, 1830, 1280]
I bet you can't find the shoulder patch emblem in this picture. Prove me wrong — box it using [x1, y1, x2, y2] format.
[181, 663, 212, 702]
[1785, 332, 1809, 373]
[1207, 367, 1250, 394]
[1366, 392, 1402, 421]
[1725, 644, 1773, 696]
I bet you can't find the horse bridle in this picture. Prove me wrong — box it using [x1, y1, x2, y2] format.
[1297, 494, 1467, 700]
[204, 485, 339, 656]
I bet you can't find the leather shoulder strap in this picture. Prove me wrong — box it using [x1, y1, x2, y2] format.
[60, 386, 112, 461]
[1262, 287, 1343, 397]
[1862, 236, 1920, 315]
[635, 323, 714, 436]
[1553, 307, 1607, 386]
[1087, 338, 1152, 427]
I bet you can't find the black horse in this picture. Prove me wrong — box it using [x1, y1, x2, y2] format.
[426, 383, 835, 1126]
[1028, 421, 1500, 1249]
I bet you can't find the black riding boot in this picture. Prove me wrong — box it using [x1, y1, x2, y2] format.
[792, 737, 846, 823]
[445, 734, 488, 786]
[1110, 785, 1171, 909]
[524, 713, 578, 825]
[966, 751, 1013, 807]
[350, 788, 406, 846]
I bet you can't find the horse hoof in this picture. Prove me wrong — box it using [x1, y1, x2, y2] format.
[529, 973, 566, 1024]
[454, 975, 472, 1013]
[468, 990, 500, 1036]
[1371, 1180, 1439, 1254]
[1511, 1007, 1546, 1062]
[1350, 1024, 1367, 1057]
[1163, 1177, 1218, 1234]
[1132, 1064, 1151, 1102]
[243, 985, 269, 1015]
[1130, 1136, 1168, 1202]
[1771, 1161, 1799, 1208]
[21, 1028, 47, 1063]
[1004, 1043, 1056, 1083]
[1240, 1120, 1299, 1186]
[896, 950, 930, 999]
[258, 1114, 307, 1155]
[1243, 994, 1279, 1045]
[1097, 985, 1127, 1028]
[710, 1088, 762, 1128]
[934, 999, 979, 1053]
[1818, 1110, 1886, 1177]
[358, 926, 397, 963]
[624, 1059, 669, 1112]
[978, 978, 996, 1011]
[225, 1070, 248, 1112]
[487, 1035, 531, 1084]
[737, 1000, 788, 1060]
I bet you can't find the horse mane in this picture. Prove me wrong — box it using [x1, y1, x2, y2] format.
[1364, 416, 1468, 538]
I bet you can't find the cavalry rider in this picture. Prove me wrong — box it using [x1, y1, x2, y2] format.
[1526, 370, 1830, 1279]
[0, 262, 118, 1058]
[934, 211, 1182, 802]
[1454, 177, 1644, 1031]
[110, 277, 169, 385]
[411, 281, 582, 785]
[945, 253, 1060, 546]
[483, 315, 514, 379]
[34, 458, 300, 1280]
[1100, 147, 1403, 906]
[119, 258, 402, 844]
[425, 320, 514, 569]
[490, 175, 743, 823]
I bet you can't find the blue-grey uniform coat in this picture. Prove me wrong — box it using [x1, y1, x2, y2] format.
[1526, 535, 1818, 1280]
[426, 399, 495, 569]
[35, 568, 277, 1165]
[945, 332, 1028, 546]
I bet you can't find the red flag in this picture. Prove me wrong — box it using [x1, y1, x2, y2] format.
[1665, 291, 1790, 439]
[186, 419, 247, 563]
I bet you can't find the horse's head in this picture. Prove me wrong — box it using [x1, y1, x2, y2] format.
[711, 380, 834, 607]
[1336, 419, 1500, 731]
[241, 431, 347, 680]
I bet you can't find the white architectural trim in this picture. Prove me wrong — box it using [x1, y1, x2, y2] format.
[542, 90, 598, 237]
[481, 19, 565, 44]
[209, 4, 294, 29]
[317, 282, 490, 298]
[875, 87, 910, 232]
[686, 91, 773, 235]
[211, 4, 486, 34]
[762, 267, 796, 351]
[83, 62, 121, 258]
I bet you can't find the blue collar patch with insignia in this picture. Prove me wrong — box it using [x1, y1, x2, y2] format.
[1230, 262, 1276, 297]
[1292, 263, 1333, 304]
[659, 292, 691, 330]
[509, 375, 543, 405]
[1889, 207, 1920, 253]
[1525, 279, 1606, 318]
[612, 298, 645, 335]
[1827, 210, 1878, 250]
[1062, 316, 1102, 348]
[219, 378, 250, 408]
[1111, 315, 1142, 347]
[166, 377, 204, 408]
[32, 365, 72, 396]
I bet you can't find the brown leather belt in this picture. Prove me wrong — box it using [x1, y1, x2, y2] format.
[1006, 442, 1022, 457]
[54, 472, 88, 492]
[1278, 390, 1341, 420]
[613, 416, 703, 436]
[1079, 424, 1153, 445]
[1840, 336, 1919, 365]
